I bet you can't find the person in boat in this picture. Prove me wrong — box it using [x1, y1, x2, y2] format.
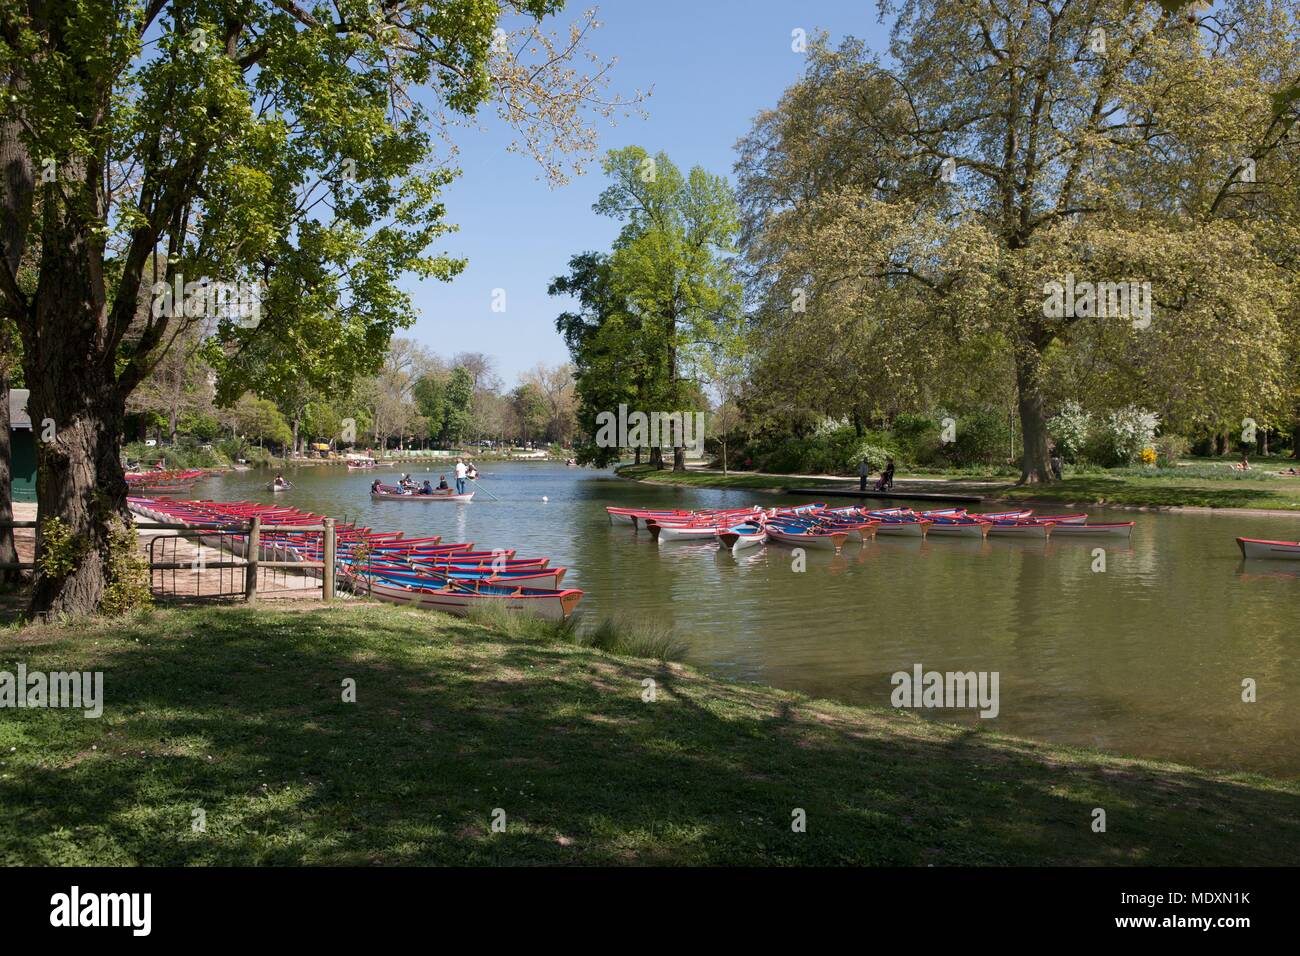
[272, 473, 288, 489]
[399, 473, 416, 490]
[874, 458, 895, 492]
[858, 457, 870, 491]
[466, 461, 478, 481]
[454, 458, 468, 494]
[437, 474, 450, 491]
[420, 479, 434, 495]
[370, 479, 382, 494]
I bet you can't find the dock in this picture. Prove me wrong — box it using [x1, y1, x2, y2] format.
[786, 487, 984, 504]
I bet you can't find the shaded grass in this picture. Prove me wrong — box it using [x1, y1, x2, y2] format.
[1, 603, 1297, 865]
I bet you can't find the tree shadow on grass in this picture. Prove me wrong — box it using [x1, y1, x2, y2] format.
[2, 605, 1297, 865]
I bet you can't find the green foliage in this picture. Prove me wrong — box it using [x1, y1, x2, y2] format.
[36, 518, 85, 580]
[743, 424, 896, 474]
[102, 520, 153, 617]
[941, 411, 1008, 468]
[1153, 434, 1191, 468]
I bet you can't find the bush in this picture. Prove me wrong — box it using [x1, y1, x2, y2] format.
[1104, 406, 1160, 465]
[1154, 434, 1190, 467]
[892, 414, 944, 465]
[940, 410, 1007, 467]
[745, 424, 899, 475]
[1047, 402, 1092, 461]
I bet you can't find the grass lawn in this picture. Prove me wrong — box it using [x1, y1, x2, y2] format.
[2, 603, 1297, 865]
[618, 464, 1300, 511]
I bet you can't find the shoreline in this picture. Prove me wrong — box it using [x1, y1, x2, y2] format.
[612, 465, 1300, 520]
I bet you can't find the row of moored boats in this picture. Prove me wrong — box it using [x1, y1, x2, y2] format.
[608, 503, 1135, 554]
[129, 497, 583, 620]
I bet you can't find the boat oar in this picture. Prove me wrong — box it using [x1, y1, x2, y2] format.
[469, 477, 500, 501]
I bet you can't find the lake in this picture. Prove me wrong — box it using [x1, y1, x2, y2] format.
[194, 460, 1300, 778]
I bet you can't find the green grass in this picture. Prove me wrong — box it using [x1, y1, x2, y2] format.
[2, 603, 1297, 865]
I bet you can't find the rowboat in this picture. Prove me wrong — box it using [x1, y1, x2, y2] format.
[1030, 513, 1088, 525]
[765, 523, 848, 551]
[645, 519, 727, 543]
[717, 520, 767, 554]
[342, 570, 583, 621]
[986, 521, 1053, 538]
[1237, 537, 1300, 560]
[371, 484, 473, 502]
[343, 558, 566, 588]
[972, 509, 1034, 521]
[874, 517, 932, 537]
[1047, 521, 1134, 538]
[346, 459, 378, 469]
[925, 517, 991, 538]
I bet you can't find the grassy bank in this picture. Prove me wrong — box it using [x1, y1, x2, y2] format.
[617, 464, 1300, 511]
[2, 603, 1297, 865]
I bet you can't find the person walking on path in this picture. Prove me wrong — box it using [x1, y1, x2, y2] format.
[454, 458, 468, 495]
[858, 458, 871, 491]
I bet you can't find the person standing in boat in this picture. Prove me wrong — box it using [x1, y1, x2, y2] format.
[454, 458, 468, 494]
[858, 458, 871, 491]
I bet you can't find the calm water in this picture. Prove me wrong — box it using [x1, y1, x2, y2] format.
[195, 461, 1300, 778]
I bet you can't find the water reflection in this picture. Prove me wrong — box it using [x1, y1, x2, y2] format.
[191, 462, 1300, 777]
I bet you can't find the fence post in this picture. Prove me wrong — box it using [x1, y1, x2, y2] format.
[322, 518, 336, 601]
[244, 516, 261, 602]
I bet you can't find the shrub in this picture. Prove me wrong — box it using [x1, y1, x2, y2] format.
[581, 615, 688, 662]
[1104, 406, 1160, 465]
[1047, 402, 1092, 461]
[1154, 434, 1190, 467]
[940, 410, 1007, 467]
[892, 414, 943, 465]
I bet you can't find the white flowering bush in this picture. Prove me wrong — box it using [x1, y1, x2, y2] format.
[1047, 401, 1092, 461]
[1103, 406, 1160, 465]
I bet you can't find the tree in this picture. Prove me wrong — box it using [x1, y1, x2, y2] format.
[231, 394, 291, 451]
[737, 9, 1300, 483]
[523, 362, 577, 444]
[0, 1, 636, 617]
[594, 147, 743, 470]
[510, 383, 548, 446]
[0, 316, 21, 582]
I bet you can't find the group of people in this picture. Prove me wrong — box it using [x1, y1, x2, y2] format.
[858, 457, 896, 492]
[372, 458, 479, 496]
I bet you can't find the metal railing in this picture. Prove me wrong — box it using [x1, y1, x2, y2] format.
[0, 515, 337, 602]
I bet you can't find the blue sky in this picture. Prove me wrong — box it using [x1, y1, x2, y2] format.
[404, 0, 892, 384]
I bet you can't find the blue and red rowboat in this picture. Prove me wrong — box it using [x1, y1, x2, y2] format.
[717, 519, 767, 554]
[775, 513, 878, 542]
[1237, 537, 1300, 560]
[1047, 521, 1134, 538]
[1030, 513, 1088, 525]
[972, 509, 1034, 521]
[925, 517, 991, 538]
[764, 522, 849, 551]
[873, 516, 933, 537]
[986, 520, 1053, 538]
[343, 569, 583, 622]
[342, 556, 566, 588]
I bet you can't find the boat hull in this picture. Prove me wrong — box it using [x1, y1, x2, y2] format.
[1237, 537, 1300, 560]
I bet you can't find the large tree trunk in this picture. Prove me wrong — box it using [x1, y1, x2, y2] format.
[650, 446, 663, 470]
[672, 445, 685, 471]
[1014, 344, 1053, 484]
[26, 366, 129, 618]
[0, 372, 19, 584]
